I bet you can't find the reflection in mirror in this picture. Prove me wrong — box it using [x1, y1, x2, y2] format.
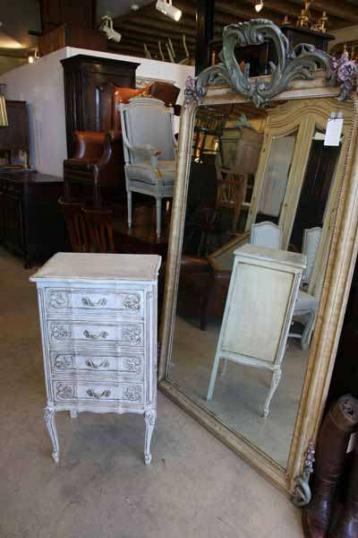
[258, 132, 297, 223]
[167, 100, 344, 469]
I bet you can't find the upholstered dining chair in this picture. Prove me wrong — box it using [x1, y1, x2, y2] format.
[119, 97, 177, 238]
[250, 221, 282, 249]
[301, 226, 322, 286]
[290, 227, 322, 350]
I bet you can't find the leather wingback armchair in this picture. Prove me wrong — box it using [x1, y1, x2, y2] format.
[63, 130, 124, 206]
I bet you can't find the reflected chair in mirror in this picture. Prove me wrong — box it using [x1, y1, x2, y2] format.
[177, 235, 248, 331]
[301, 227, 322, 287]
[207, 244, 306, 417]
[120, 97, 177, 238]
[215, 168, 247, 233]
[290, 227, 322, 350]
[250, 221, 282, 249]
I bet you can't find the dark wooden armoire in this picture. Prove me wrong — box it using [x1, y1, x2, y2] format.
[61, 55, 139, 157]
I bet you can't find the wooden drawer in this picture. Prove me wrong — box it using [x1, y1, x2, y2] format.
[50, 351, 144, 379]
[47, 321, 144, 348]
[53, 380, 144, 404]
[45, 288, 144, 318]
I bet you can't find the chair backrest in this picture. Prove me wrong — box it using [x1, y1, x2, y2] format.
[82, 207, 115, 253]
[112, 87, 145, 130]
[119, 97, 176, 164]
[58, 198, 90, 252]
[59, 198, 115, 253]
[73, 131, 106, 160]
[250, 221, 282, 249]
[302, 227, 322, 286]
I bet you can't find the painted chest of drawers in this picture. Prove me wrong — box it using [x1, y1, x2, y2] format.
[31, 252, 161, 464]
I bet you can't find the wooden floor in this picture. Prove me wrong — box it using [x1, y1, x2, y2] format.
[113, 201, 171, 257]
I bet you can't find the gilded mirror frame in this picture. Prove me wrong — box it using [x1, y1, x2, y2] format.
[158, 20, 358, 497]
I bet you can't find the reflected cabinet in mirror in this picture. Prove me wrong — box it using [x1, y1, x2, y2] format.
[159, 20, 358, 497]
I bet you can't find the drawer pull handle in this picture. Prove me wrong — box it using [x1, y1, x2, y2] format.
[85, 358, 110, 369]
[86, 389, 111, 399]
[83, 330, 108, 340]
[82, 297, 107, 307]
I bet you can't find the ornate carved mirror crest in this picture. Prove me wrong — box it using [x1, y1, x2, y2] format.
[185, 19, 356, 108]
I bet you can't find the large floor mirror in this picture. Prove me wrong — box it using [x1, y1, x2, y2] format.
[166, 95, 352, 469]
[158, 20, 358, 496]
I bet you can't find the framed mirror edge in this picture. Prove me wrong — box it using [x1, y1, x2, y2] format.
[158, 81, 358, 497]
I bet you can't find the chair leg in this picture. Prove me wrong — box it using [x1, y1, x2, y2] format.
[155, 197, 162, 239]
[219, 359, 228, 377]
[263, 367, 282, 418]
[207, 351, 221, 401]
[301, 310, 316, 351]
[127, 191, 132, 230]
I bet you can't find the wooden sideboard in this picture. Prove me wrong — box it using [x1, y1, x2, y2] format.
[0, 172, 67, 267]
[61, 55, 139, 156]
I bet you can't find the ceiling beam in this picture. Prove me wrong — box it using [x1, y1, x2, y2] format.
[215, 2, 283, 25]
[117, 36, 194, 58]
[114, 15, 196, 38]
[115, 22, 196, 42]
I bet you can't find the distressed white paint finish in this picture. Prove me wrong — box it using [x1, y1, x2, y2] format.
[207, 244, 305, 417]
[31, 252, 161, 464]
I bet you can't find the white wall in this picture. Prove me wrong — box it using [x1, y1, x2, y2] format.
[0, 47, 194, 177]
[0, 48, 68, 177]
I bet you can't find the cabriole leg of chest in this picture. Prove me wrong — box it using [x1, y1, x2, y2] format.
[44, 406, 59, 463]
[144, 408, 156, 464]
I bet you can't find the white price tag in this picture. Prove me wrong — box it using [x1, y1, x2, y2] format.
[347, 431, 357, 454]
[324, 116, 343, 147]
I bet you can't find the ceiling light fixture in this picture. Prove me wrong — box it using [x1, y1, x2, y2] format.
[254, 0, 264, 13]
[100, 14, 122, 42]
[156, 0, 182, 22]
[28, 49, 40, 64]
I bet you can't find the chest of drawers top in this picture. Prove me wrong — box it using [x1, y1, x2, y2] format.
[30, 252, 162, 284]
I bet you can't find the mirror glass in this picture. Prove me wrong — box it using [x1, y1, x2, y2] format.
[258, 132, 297, 222]
[167, 99, 344, 468]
